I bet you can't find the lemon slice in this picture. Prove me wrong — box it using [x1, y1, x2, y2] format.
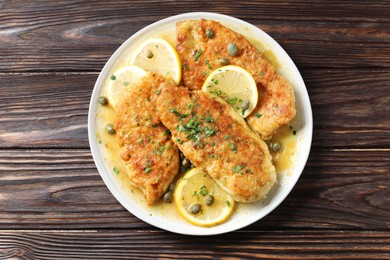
[174, 168, 235, 227]
[202, 65, 258, 118]
[106, 65, 147, 109]
[129, 38, 181, 85]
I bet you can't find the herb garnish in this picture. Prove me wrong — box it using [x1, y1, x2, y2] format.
[232, 165, 244, 173]
[194, 49, 202, 61]
[205, 59, 212, 70]
[200, 185, 208, 196]
[144, 163, 152, 173]
[113, 167, 119, 175]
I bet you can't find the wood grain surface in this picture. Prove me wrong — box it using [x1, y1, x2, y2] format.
[0, 231, 389, 259]
[0, 0, 389, 259]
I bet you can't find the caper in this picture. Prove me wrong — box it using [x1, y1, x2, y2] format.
[98, 96, 108, 105]
[204, 195, 214, 206]
[272, 142, 282, 152]
[180, 165, 187, 173]
[241, 99, 250, 111]
[220, 57, 230, 66]
[188, 203, 201, 214]
[168, 182, 175, 191]
[182, 157, 191, 168]
[206, 29, 214, 39]
[163, 191, 173, 203]
[146, 50, 153, 59]
[228, 43, 238, 57]
[104, 123, 116, 134]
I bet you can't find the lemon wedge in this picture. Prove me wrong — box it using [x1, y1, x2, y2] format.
[174, 168, 235, 227]
[129, 38, 181, 85]
[106, 65, 147, 109]
[202, 65, 258, 118]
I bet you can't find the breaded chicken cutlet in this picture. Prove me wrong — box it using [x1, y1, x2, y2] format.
[176, 19, 296, 139]
[114, 73, 180, 205]
[156, 85, 276, 202]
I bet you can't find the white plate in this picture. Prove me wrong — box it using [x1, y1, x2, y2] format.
[88, 12, 313, 235]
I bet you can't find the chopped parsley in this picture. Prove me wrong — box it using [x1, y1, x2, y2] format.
[164, 129, 171, 136]
[110, 74, 116, 80]
[170, 108, 188, 119]
[232, 165, 244, 173]
[153, 146, 165, 156]
[200, 185, 208, 196]
[113, 167, 120, 175]
[194, 49, 202, 61]
[205, 114, 214, 123]
[205, 59, 212, 70]
[182, 64, 189, 70]
[227, 97, 239, 105]
[196, 140, 204, 148]
[255, 113, 262, 118]
[192, 190, 200, 201]
[144, 163, 152, 173]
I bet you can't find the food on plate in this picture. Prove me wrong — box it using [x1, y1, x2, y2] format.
[156, 84, 277, 202]
[201, 65, 258, 118]
[106, 65, 147, 109]
[174, 167, 235, 227]
[114, 72, 180, 204]
[96, 18, 299, 227]
[176, 19, 295, 139]
[129, 38, 182, 85]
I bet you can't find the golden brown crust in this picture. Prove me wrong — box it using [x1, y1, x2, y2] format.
[176, 19, 296, 139]
[157, 85, 276, 202]
[114, 73, 180, 205]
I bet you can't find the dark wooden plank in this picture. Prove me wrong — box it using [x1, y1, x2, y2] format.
[268, 149, 390, 230]
[0, 230, 389, 259]
[304, 69, 390, 149]
[1, 69, 389, 149]
[0, 73, 92, 148]
[0, 1, 389, 71]
[0, 149, 388, 230]
[0, 149, 144, 229]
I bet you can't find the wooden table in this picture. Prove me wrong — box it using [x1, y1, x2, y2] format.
[1, 1, 389, 258]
